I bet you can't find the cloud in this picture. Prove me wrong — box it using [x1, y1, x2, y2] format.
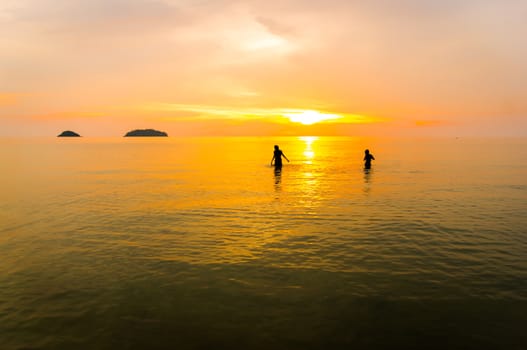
[3, 0, 182, 31]
[255, 16, 296, 37]
[0, 93, 22, 106]
[414, 120, 446, 127]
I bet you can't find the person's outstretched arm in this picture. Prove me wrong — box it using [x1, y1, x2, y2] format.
[282, 153, 289, 162]
[271, 155, 275, 165]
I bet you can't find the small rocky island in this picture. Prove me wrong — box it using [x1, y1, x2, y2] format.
[57, 130, 81, 137]
[124, 129, 168, 137]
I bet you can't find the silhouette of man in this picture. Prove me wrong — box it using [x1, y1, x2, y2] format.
[364, 149, 375, 169]
[271, 145, 289, 168]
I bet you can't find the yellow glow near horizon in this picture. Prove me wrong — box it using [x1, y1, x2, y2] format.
[284, 110, 341, 125]
[137, 103, 379, 133]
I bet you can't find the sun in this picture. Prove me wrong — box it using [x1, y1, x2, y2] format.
[284, 110, 341, 125]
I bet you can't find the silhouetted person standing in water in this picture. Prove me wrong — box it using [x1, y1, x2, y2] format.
[271, 145, 289, 168]
[364, 149, 375, 169]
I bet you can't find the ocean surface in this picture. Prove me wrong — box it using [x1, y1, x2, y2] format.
[1, 136, 526, 349]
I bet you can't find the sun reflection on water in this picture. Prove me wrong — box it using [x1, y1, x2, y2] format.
[299, 136, 318, 163]
[294, 137, 323, 211]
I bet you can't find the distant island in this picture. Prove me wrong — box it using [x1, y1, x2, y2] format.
[57, 130, 81, 137]
[124, 129, 168, 137]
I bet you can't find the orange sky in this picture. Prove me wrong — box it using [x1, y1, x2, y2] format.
[1, 0, 526, 136]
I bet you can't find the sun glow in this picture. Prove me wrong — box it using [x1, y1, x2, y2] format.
[284, 110, 341, 125]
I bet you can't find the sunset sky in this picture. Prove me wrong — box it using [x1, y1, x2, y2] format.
[1, 0, 526, 136]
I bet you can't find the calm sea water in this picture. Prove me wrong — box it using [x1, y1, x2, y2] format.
[1, 137, 526, 349]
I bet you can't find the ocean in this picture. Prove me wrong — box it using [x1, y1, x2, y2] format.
[1, 136, 526, 349]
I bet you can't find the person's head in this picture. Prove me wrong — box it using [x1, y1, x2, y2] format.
[365, 149, 370, 154]
[274, 145, 279, 150]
